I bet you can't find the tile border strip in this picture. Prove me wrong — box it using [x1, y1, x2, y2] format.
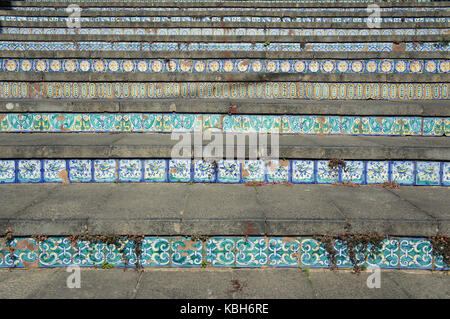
[1, 159, 449, 186]
[0, 236, 447, 270]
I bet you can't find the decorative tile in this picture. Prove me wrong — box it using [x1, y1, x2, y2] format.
[316, 160, 339, 184]
[72, 241, 104, 267]
[442, 162, 450, 186]
[333, 239, 354, 268]
[266, 160, 290, 182]
[205, 237, 236, 267]
[268, 238, 300, 267]
[281, 115, 301, 134]
[341, 161, 365, 184]
[193, 160, 216, 183]
[43, 160, 67, 183]
[0, 238, 38, 268]
[140, 237, 171, 267]
[445, 118, 450, 136]
[118, 159, 142, 182]
[242, 160, 265, 182]
[423, 117, 445, 136]
[366, 161, 389, 184]
[416, 161, 441, 186]
[217, 160, 241, 183]
[168, 159, 192, 183]
[68, 160, 92, 183]
[399, 238, 432, 269]
[93, 159, 117, 182]
[367, 239, 400, 269]
[260, 116, 281, 134]
[390, 161, 415, 185]
[300, 238, 330, 268]
[291, 160, 315, 183]
[0, 160, 15, 183]
[143, 159, 167, 182]
[104, 239, 137, 268]
[341, 117, 361, 135]
[39, 237, 73, 267]
[202, 114, 222, 133]
[434, 255, 449, 271]
[171, 237, 203, 267]
[235, 237, 268, 267]
[17, 160, 41, 183]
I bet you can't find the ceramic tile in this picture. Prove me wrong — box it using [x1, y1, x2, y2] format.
[341, 161, 365, 184]
[266, 160, 290, 182]
[68, 160, 92, 183]
[390, 161, 415, 185]
[143, 159, 167, 182]
[268, 238, 300, 267]
[235, 237, 268, 267]
[193, 160, 216, 183]
[43, 160, 67, 183]
[367, 239, 400, 269]
[217, 160, 241, 183]
[39, 237, 73, 267]
[171, 237, 203, 267]
[442, 162, 450, 186]
[316, 160, 339, 184]
[399, 238, 432, 269]
[300, 238, 330, 268]
[291, 160, 314, 184]
[118, 159, 142, 182]
[0, 238, 38, 268]
[0, 160, 15, 183]
[140, 237, 171, 267]
[366, 161, 389, 184]
[205, 237, 236, 267]
[17, 160, 41, 183]
[416, 161, 441, 186]
[242, 160, 265, 182]
[93, 159, 117, 182]
[168, 159, 192, 183]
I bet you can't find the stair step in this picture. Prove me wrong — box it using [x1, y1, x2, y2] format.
[0, 134, 448, 160]
[0, 183, 448, 236]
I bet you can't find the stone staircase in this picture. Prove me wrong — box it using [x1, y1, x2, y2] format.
[0, 0, 448, 272]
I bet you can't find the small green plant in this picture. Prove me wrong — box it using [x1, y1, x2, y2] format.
[200, 260, 208, 268]
[101, 261, 115, 269]
[264, 41, 270, 47]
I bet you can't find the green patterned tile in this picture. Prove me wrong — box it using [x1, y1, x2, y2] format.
[236, 237, 268, 267]
[205, 237, 236, 267]
[171, 237, 203, 267]
[268, 238, 300, 267]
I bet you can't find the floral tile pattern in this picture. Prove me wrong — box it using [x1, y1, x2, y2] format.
[366, 161, 389, 184]
[143, 160, 167, 182]
[367, 239, 400, 269]
[68, 160, 92, 183]
[193, 160, 216, 183]
[291, 160, 315, 183]
[341, 161, 365, 184]
[118, 159, 142, 182]
[93, 159, 117, 183]
[300, 238, 330, 268]
[217, 160, 241, 183]
[316, 160, 339, 184]
[140, 237, 171, 267]
[268, 238, 300, 267]
[168, 159, 192, 183]
[0, 160, 15, 183]
[266, 160, 289, 182]
[235, 237, 268, 267]
[17, 160, 41, 183]
[0, 238, 39, 268]
[399, 238, 432, 270]
[242, 160, 265, 182]
[205, 237, 236, 267]
[43, 160, 67, 183]
[38, 237, 73, 267]
[171, 237, 203, 267]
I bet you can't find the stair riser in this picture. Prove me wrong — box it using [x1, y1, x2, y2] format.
[0, 159, 448, 186]
[0, 236, 446, 270]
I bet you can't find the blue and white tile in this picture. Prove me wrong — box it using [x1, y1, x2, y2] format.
[119, 159, 142, 182]
[442, 162, 450, 186]
[415, 161, 441, 186]
[39, 237, 73, 267]
[291, 160, 315, 183]
[390, 161, 415, 185]
[217, 160, 241, 183]
[168, 159, 192, 183]
[143, 159, 167, 182]
[140, 237, 171, 267]
[43, 160, 67, 183]
[171, 237, 203, 267]
[242, 160, 265, 182]
[300, 238, 330, 268]
[366, 161, 389, 184]
[68, 160, 92, 183]
[193, 160, 216, 183]
[93, 159, 117, 182]
[341, 161, 365, 184]
[266, 160, 289, 182]
[316, 160, 339, 184]
[367, 239, 400, 269]
[17, 160, 41, 183]
[0, 160, 15, 183]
